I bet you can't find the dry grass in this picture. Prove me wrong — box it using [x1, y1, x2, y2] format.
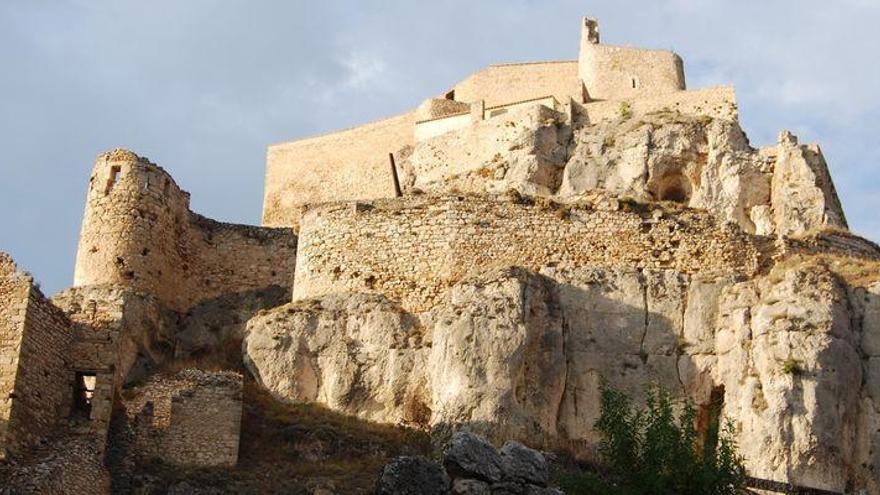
[118, 378, 431, 494]
[772, 253, 880, 288]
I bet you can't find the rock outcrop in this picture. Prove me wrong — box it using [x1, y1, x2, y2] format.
[376, 431, 562, 495]
[245, 257, 880, 492]
[402, 109, 847, 238]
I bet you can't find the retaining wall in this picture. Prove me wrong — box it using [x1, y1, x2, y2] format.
[293, 195, 768, 312]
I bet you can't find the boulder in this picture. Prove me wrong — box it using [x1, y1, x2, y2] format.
[500, 441, 549, 486]
[451, 478, 492, 494]
[443, 431, 505, 483]
[375, 456, 450, 495]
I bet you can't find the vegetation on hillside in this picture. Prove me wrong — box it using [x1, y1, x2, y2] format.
[557, 381, 746, 495]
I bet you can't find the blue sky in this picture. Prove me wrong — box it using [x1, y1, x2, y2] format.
[1, 0, 878, 294]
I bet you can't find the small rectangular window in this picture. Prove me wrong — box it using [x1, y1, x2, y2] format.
[105, 166, 121, 195]
[631, 78, 638, 89]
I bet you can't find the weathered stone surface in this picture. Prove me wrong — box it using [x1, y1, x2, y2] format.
[245, 257, 880, 492]
[244, 293, 430, 426]
[499, 441, 549, 486]
[400, 104, 569, 197]
[443, 431, 505, 483]
[714, 264, 863, 492]
[452, 478, 492, 494]
[375, 455, 450, 495]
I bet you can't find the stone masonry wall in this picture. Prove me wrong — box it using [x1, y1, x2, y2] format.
[263, 112, 415, 228]
[0, 254, 74, 459]
[579, 86, 738, 124]
[73, 150, 297, 312]
[52, 285, 176, 446]
[293, 195, 769, 312]
[123, 370, 243, 467]
[452, 61, 583, 107]
[0, 253, 31, 459]
[578, 18, 685, 102]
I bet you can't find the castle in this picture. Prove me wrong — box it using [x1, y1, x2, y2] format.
[2, 17, 880, 494]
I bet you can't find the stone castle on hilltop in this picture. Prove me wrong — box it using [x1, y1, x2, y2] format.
[2, 17, 879, 494]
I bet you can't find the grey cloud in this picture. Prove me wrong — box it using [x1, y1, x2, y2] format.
[0, 0, 877, 293]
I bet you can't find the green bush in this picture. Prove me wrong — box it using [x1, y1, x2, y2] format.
[563, 381, 746, 495]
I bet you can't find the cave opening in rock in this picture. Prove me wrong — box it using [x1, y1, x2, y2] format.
[656, 173, 692, 204]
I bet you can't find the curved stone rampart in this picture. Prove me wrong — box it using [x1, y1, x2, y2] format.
[73, 150, 297, 311]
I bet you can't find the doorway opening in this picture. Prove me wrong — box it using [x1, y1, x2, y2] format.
[71, 372, 97, 420]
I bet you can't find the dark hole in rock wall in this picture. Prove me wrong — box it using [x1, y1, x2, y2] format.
[697, 385, 725, 454]
[656, 173, 692, 204]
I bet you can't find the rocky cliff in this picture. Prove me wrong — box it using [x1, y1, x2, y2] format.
[245, 107, 880, 493]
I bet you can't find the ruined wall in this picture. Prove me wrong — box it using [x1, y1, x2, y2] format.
[293, 195, 768, 312]
[452, 61, 583, 108]
[52, 285, 176, 446]
[73, 150, 297, 312]
[124, 370, 243, 467]
[0, 253, 31, 459]
[263, 112, 415, 227]
[579, 86, 738, 123]
[0, 254, 74, 459]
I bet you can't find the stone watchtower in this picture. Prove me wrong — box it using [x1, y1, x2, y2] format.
[73, 150, 191, 306]
[577, 17, 685, 101]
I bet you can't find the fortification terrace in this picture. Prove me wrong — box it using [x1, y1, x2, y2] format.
[292, 193, 770, 312]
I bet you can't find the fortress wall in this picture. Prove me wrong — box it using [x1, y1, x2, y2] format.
[184, 216, 297, 305]
[52, 285, 177, 446]
[0, 257, 74, 459]
[783, 231, 880, 261]
[0, 254, 31, 459]
[124, 370, 243, 467]
[74, 150, 297, 312]
[293, 195, 766, 312]
[414, 112, 470, 142]
[263, 112, 416, 228]
[579, 44, 685, 101]
[452, 61, 582, 108]
[579, 86, 738, 123]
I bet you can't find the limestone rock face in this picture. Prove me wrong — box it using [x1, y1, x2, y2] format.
[399, 105, 570, 197]
[244, 293, 430, 426]
[244, 259, 880, 492]
[404, 106, 845, 237]
[427, 269, 566, 440]
[713, 265, 864, 492]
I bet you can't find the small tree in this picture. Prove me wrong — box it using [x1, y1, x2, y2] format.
[563, 381, 745, 494]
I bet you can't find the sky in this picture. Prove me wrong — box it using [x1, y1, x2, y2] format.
[1, 0, 878, 294]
